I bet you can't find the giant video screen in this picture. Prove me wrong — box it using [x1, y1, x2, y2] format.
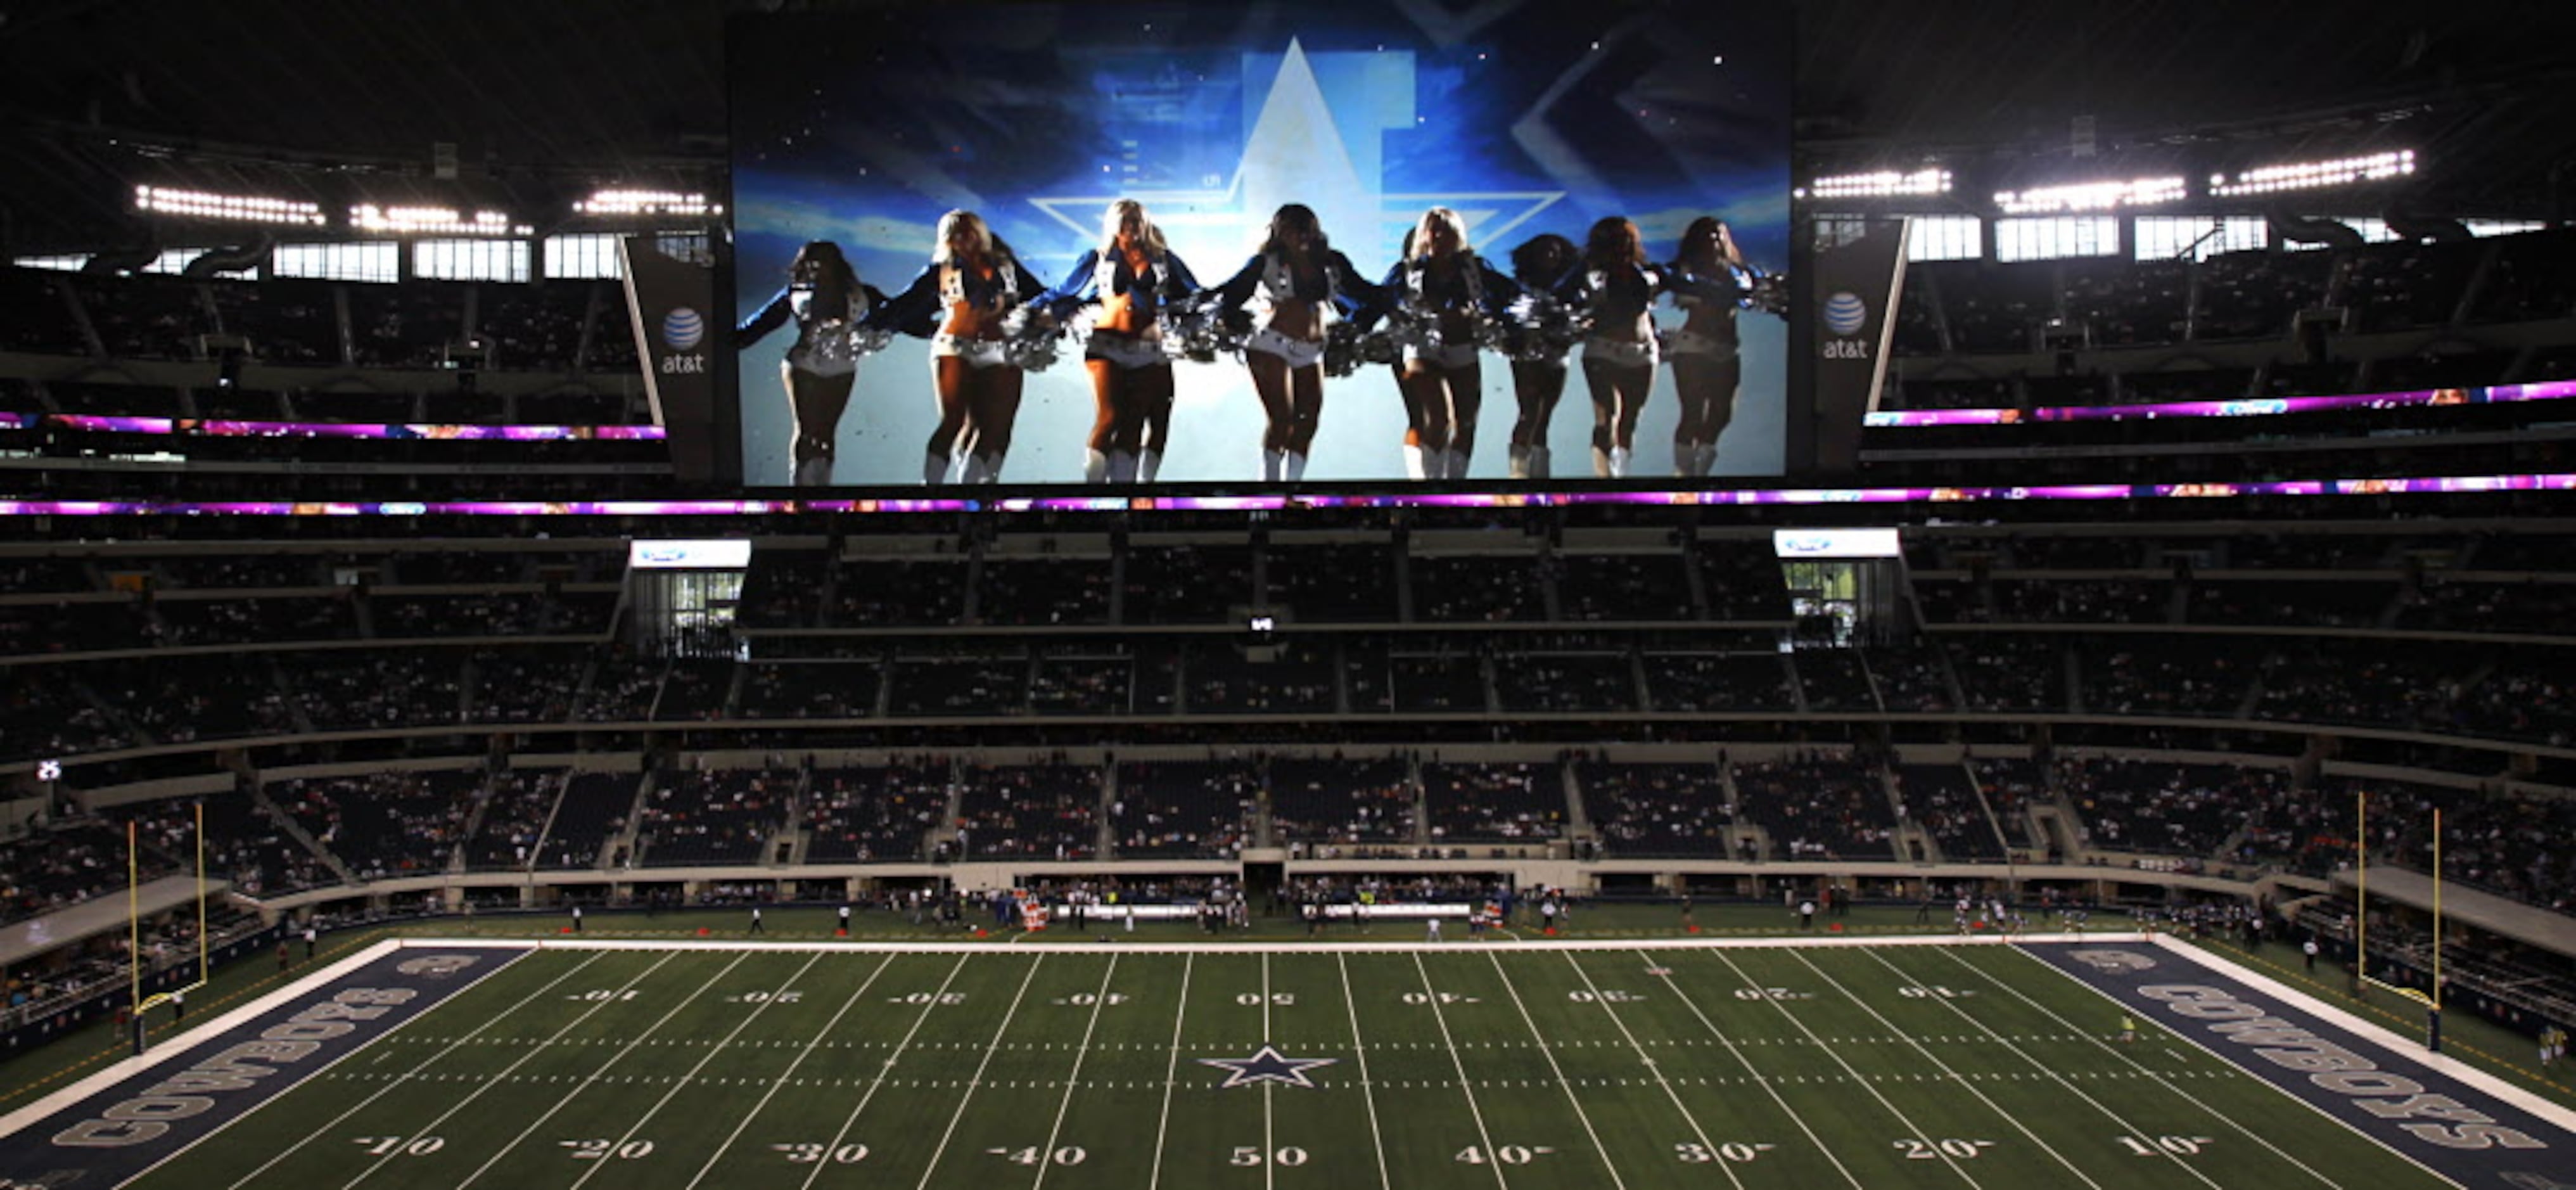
[729, 0, 1789, 490]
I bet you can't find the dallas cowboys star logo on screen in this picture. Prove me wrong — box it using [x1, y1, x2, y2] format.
[1198, 1045, 1339, 1089]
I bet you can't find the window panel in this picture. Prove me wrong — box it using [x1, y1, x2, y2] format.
[273, 241, 399, 283]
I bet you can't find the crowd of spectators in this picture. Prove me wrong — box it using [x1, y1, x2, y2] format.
[464, 767, 557, 870]
[1878, 229, 2576, 416]
[1112, 758, 1256, 857]
[1578, 761, 1734, 857]
[639, 767, 790, 866]
[2059, 757, 2292, 857]
[1123, 544, 1253, 624]
[953, 762, 1099, 860]
[805, 760, 948, 862]
[269, 770, 475, 881]
[1641, 652, 1791, 712]
[1269, 543, 1396, 622]
[540, 771, 637, 869]
[1731, 753, 1897, 861]
[1412, 553, 1546, 622]
[977, 556, 1113, 626]
[1269, 755, 1415, 848]
[737, 660, 879, 719]
[1187, 641, 1336, 714]
[1892, 762, 2005, 861]
[1422, 758, 1565, 843]
[1496, 653, 1633, 713]
[0, 822, 142, 926]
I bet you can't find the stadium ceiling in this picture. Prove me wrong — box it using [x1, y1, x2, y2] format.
[1794, 0, 2576, 215]
[0, 0, 2569, 251]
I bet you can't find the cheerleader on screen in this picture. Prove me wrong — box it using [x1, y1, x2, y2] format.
[1664, 217, 1763, 477]
[1554, 217, 1662, 478]
[1376, 207, 1520, 480]
[1041, 199, 1201, 483]
[734, 241, 884, 486]
[864, 210, 1052, 484]
[1204, 203, 1384, 482]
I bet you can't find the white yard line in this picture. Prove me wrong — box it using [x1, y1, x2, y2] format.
[1479, 950, 1629, 1190]
[1630, 947, 1865, 1188]
[1334, 952, 1394, 1190]
[1030, 956, 1121, 1190]
[1554, 950, 1749, 1190]
[1408, 952, 1510, 1190]
[1705, 949, 1989, 1189]
[1848, 946, 2229, 1190]
[327, 951, 684, 1190]
[210, 951, 604, 1189]
[799, 953, 975, 1190]
[1261, 951, 1275, 1190]
[1926, 945, 2347, 1189]
[1782, 949, 2111, 1190]
[682, 952, 898, 1189]
[567, 951, 827, 1190]
[440, 952, 750, 1190]
[1145, 952, 1196, 1190]
[910, 953, 1050, 1190]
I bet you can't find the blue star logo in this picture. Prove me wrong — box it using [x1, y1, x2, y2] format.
[1197, 1044, 1339, 1089]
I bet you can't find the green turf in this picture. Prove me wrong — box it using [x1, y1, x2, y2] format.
[104, 939, 2458, 1189]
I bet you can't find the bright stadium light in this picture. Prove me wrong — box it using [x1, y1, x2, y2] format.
[2210, 150, 2415, 197]
[134, 185, 326, 227]
[1994, 176, 2186, 215]
[1801, 169, 1952, 200]
[349, 204, 533, 236]
[574, 189, 720, 218]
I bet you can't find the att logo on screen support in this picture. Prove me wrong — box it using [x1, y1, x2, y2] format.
[1823, 339, 1871, 360]
[660, 354, 707, 374]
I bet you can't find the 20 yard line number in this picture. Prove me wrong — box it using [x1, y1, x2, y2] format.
[1896, 1138, 1995, 1160]
[563, 1139, 656, 1160]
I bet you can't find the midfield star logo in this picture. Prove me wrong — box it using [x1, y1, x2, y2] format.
[1198, 1045, 1339, 1089]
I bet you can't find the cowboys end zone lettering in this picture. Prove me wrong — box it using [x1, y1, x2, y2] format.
[2026, 941, 2575, 1186]
[0, 946, 518, 1187]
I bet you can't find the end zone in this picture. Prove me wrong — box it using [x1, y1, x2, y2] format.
[2022, 934, 2576, 1188]
[0, 940, 524, 1188]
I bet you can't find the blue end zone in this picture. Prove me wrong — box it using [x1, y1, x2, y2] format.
[2021, 940, 2576, 1187]
[0, 943, 523, 1188]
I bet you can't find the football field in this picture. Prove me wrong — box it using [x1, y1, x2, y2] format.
[8, 935, 2569, 1189]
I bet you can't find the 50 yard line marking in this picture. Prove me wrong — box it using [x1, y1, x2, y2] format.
[443, 952, 751, 1190]
[205, 951, 606, 1189]
[1030, 957, 1119, 1190]
[568, 952, 827, 1190]
[1410, 952, 1510, 1190]
[1146, 953, 1195, 1190]
[1632, 948, 1862, 1188]
[1334, 953, 1394, 1190]
[1854, 947, 2229, 1190]
[1786, 949, 2110, 1190]
[682, 952, 898, 1189]
[1262, 952, 1275, 1190]
[1706, 949, 1988, 1188]
[912, 954, 1049, 1190]
[799, 953, 974, 1190]
[1482, 951, 1627, 1189]
[1557, 951, 1752, 1190]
